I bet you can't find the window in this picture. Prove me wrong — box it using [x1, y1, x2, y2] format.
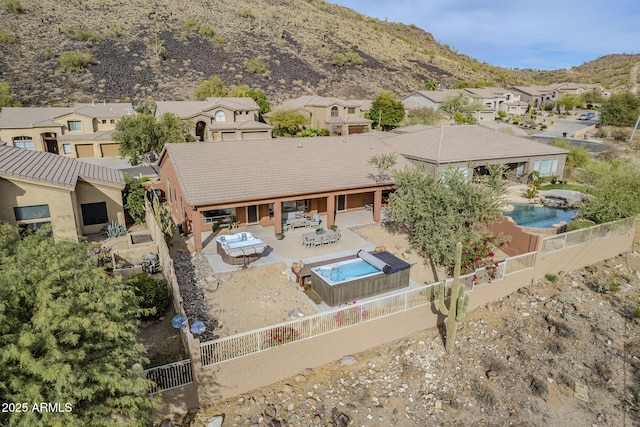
[282, 199, 310, 212]
[330, 107, 339, 117]
[203, 208, 236, 224]
[67, 120, 82, 131]
[62, 144, 72, 154]
[442, 167, 469, 182]
[110, 119, 115, 124]
[101, 119, 107, 124]
[81, 202, 108, 226]
[348, 107, 355, 114]
[214, 110, 225, 122]
[18, 221, 52, 236]
[12, 136, 35, 150]
[14, 204, 50, 221]
[533, 159, 558, 177]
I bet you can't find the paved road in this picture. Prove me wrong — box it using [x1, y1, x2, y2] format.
[536, 117, 598, 139]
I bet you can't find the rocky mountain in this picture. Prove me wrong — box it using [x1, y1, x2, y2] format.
[1, 0, 637, 107]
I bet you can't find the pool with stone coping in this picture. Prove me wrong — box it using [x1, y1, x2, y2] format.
[503, 203, 577, 229]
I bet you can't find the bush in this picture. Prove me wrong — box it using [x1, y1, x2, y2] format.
[545, 273, 558, 283]
[75, 29, 100, 42]
[0, 30, 16, 44]
[346, 51, 363, 65]
[2, 0, 24, 13]
[127, 274, 170, 320]
[565, 219, 595, 232]
[243, 57, 269, 74]
[332, 52, 347, 67]
[183, 18, 200, 31]
[58, 50, 94, 72]
[198, 24, 216, 38]
[240, 6, 253, 18]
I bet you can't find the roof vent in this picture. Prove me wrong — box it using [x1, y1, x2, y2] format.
[297, 144, 303, 148]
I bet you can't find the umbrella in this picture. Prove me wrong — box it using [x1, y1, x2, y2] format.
[171, 314, 188, 329]
[190, 321, 206, 335]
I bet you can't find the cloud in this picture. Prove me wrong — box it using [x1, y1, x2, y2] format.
[331, 0, 640, 69]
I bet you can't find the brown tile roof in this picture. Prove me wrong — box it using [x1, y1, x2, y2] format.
[382, 125, 568, 164]
[0, 103, 134, 128]
[273, 95, 364, 110]
[406, 89, 470, 103]
[0, 143, 124, 189]
[155, 98, 260, 118]
[159, 134, 414, 207]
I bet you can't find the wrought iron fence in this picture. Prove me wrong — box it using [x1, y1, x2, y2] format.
[144, 359, 194, 394]
[541, 217, 635, 253]
[200, 251, 536, 367]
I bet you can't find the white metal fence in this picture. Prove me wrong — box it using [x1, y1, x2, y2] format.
[144, 359, 194, 394]
[541, 217, 635, 253]
[200, 252, 537, 367]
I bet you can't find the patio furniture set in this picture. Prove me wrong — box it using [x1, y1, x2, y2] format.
[302, 228, 341, 248]
[282, 211, 321, 231]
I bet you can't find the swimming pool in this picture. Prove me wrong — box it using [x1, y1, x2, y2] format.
[503, 204, 577, 228]
[313, 259, 381, 285]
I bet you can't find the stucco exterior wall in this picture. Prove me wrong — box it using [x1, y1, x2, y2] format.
[0, 126, 63, 152]
[0, 177, 78, 241]
[74, 180, 125, 235]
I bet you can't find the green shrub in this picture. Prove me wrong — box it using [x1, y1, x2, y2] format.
[565, 220, 595, 232]
[243, 57, 269, 74]
[346, 51, 363, 65]
[183, 18, 200, 31]
[240, 6, 254, 18]
[75, 29, 100, 42]
[497, 110, 507, 119]
[634, 307, 640, 319]
[2, 0, 24, 14]
[58, 50, 94, 72]
[127, 273, 170, 320]
[332, 52, 347, 67]
[198, 24, 216, 38]
[524, 185, 538, 199]
[0, 30, 16, 44]
[545, 273, 558, 283]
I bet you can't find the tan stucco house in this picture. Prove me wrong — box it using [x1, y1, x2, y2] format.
[154, 98, 272, 142]
[0, 143, 125, 241]
[0, 102, 135, 158]
[157, 125, 568, 251]
[266, 96, 372, 135]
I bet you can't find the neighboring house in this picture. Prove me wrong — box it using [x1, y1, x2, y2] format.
[0, 143, 125, 241]
[511, 83, 611, 110]
[381, 125, 568, 182]
[266, 96, 372, 135]
[401, 89, 493, 121]
[154, 98, 272, 142]
[158, 125, 568, 251]
[157, 136, 414, 250]
[0, 102, 134, 158]
[462, 87, 528, 116]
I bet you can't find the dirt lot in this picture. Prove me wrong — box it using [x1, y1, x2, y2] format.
[170, 226, 640, 427]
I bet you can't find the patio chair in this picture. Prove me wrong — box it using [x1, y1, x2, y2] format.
[305, 213, 320, 228]
[313, 235, 323, 247]
[302, 235, 313, 248]
[322, 234, 331, 245]
[328, 233, 338, 244]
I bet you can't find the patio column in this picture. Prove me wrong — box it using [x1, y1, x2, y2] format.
[373, 190, 383, 223]
[273, 200, 282, 234]
[326, 195, 335, 228]
[193, 209, 203, 251]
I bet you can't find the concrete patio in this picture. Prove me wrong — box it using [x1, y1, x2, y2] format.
[197, 210, 380, 274]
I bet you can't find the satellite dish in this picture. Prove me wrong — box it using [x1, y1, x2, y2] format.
[190, 321, 206, 335]
[171, 314, 188, 329]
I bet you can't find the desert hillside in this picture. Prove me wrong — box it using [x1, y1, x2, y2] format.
[0, 0, 637, 107]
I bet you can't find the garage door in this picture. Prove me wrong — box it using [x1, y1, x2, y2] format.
[100, 143, 121, 157]
[348, 125, 366, 135]
[75, 144, 95, 158]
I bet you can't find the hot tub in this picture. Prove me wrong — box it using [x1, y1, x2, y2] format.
[215, 232, 266, 265]
[310, 250, 411, 306]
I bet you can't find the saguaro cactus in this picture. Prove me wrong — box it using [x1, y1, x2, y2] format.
[438, 242, 470, 352]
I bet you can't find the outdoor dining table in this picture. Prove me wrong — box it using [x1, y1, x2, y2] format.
[302, 229, 339, 247]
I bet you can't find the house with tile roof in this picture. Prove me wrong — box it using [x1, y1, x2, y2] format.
[266, 96, 372, 135]
[462, 87, 529, 116]
[154, 98, 273, 142]
[0, 102, 135, 158]
[0, 143, 125, 241]
[157, 125, 567, 251]
[401, 89, 494, 121]
[381, 125, 568, 181]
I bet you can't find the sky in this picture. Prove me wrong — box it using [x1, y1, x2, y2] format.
[329, 0, 640, 70]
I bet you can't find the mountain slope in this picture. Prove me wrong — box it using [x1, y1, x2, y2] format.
[0, 0, 636, 107]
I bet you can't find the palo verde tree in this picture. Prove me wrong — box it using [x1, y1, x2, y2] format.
[230, 84, 271, 118]
[440, 93, 481, 124]
[599, 91, 640, 127]
[556, 93, 584, 112]
[386, 166, 506, 272]
[267, 109, 311, 136]
[0, 224, 158, 427]
[576, 157, 640, 223]
[113, 112, 194, 164]
[368, 90, 405, 131]
[194, 75, 228, 100]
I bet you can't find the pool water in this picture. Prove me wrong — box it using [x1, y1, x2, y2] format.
[503, 204, 577, 228]
[318, 259, 380, 283]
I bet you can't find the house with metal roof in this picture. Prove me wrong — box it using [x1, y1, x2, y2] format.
[154, 98, 273, 142]
[266, 96, 372, 135]
[0, 102, 134, 158]
[0, 143, 125, 241]
[157, 125, 567, 251]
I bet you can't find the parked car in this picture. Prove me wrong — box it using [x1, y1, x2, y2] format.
[578, 112, 596, 120]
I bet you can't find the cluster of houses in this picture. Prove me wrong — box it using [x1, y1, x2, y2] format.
[0, 82, 605, 246]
